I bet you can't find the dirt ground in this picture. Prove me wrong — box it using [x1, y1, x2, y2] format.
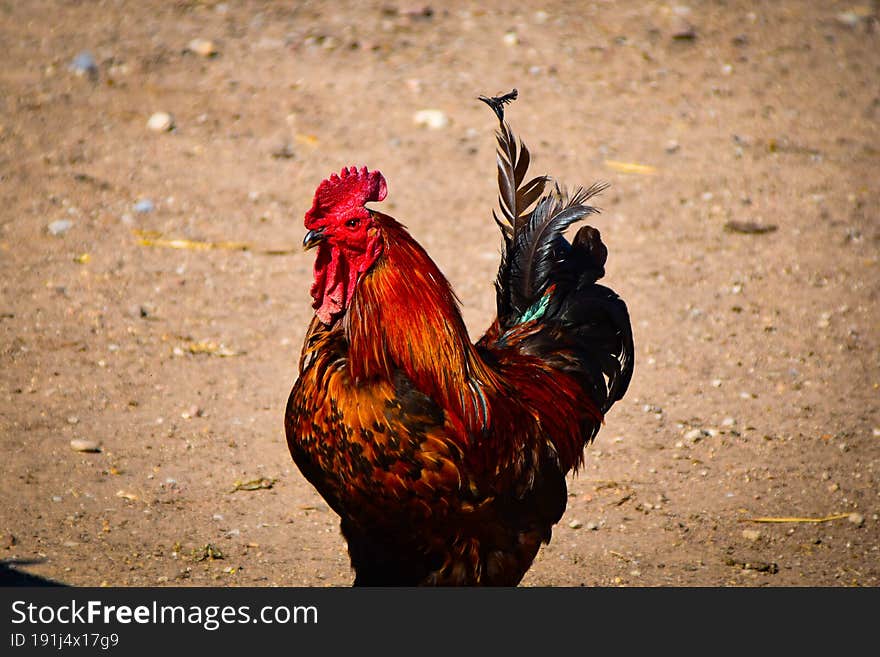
[1, 0, 878, 588]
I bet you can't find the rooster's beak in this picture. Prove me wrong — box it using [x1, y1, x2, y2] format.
[302, 228, 325, 251]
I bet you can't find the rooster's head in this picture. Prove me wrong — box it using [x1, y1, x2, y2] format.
[303, 166, 387, 325]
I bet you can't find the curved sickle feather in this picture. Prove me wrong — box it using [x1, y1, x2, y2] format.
[478, 90, 550, 238]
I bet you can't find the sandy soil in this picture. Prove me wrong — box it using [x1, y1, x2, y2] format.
[1, 0, 878, 587]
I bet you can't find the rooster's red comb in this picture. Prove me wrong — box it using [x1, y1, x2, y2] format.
[305, 166, 387, 227]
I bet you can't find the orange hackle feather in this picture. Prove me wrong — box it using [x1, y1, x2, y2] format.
[346, 214, 489, 442]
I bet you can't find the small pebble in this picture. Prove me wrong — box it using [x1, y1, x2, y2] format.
[742, 529, 761, 542]
[684, 428, 708, 443]
[67, 416, 79, 424]
[187, 38, 218, 57]
[70, 438, 101, 453]
[136, 304, 154, 318]
[568, 519, 583, 529]
[721, 417, 736, 427]
[503, 32, 519, 46]
[848, 513, 865, 528]
[670, 15, 696, 40]
[836, 12, 861, 28]
[147, 112, 175, 132]
[585, 521, 598, 531]
[270, 142, 295, 159]
[133, 199, 155, 213]
[69, 51, 98, 78]
[181, 405, 201, 419]
[48, 219, 73, 236]
[665, 140, 680, 154]
[413, 109, 449, 129]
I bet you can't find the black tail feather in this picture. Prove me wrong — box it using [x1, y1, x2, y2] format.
[505, 184, 606, 325]
[480, 89, 633, 416]
[478, 88, 519, 124]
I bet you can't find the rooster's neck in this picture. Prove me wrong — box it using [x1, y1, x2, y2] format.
[345, 214, 487, 431]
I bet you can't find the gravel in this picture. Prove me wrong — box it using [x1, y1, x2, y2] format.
[69, 439, 101, 453]
[413, 109, 449, 129]
[133, 199, 155, 213]
[47, 219, 73, 236]
[187, 38, 218, 57]
[69, 51, 98, 79]
[147, 112, 175, 132]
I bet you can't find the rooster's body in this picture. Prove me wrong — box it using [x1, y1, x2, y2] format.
[285, 92, 633, 585]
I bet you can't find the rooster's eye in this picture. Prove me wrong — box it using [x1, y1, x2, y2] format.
[345, 218, 359, 228]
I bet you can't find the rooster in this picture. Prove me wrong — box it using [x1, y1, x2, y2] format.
[284, 90, 633, 586]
